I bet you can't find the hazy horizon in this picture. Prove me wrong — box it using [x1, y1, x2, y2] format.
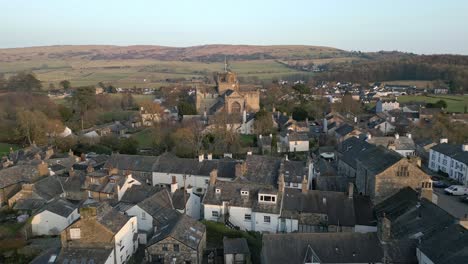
[2, 0, 468, 55]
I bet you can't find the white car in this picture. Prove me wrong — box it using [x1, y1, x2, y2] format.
[444, 185, 468, 196]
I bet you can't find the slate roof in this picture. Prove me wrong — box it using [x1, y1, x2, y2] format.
[86, 202, 131, 234]
[120, 184, 161, 204]
[152, 153, 239, 179]
[13, 199, 46, 212]
[338, 137, 374, 169]
[0, 165, 39, 188]
[418, 224, 468, 264]
[335, 123, 355, 137]
[38, 197, 77, 217]
[105, 153, 158, 172]
[172, 189, 190, 210]
[281, 189, 356, 227]
[32, 176, 65, 200]
[136, 189, 180, 228]
[242, 155, 281, 185]
[431, 143, 468, 164]
[281, 160, 307, 184]
[203, 181, 281, 214]
[57, 247, 113, 264]
[315, 176, 349, 192]
[223, 237, 250, 255]
[287, 131, 309, 142]
[355, 145, 402, 175]
[262, 232, 384, 264]
[353, 195, 375, 226]
[375, 188, 456, 240]
[368, 136, 415, 151]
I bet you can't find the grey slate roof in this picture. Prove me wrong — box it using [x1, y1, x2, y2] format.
[152, 153, 239, 179]
[338, 137, 374, 169]
[87, 202, 131, 234]
[32, 176, 65, 200]
[223, 237, 250, 255]
[368, 136, 415, 150]
[13, 198, 46, 212]
[148, 214, 205, 251]
[375, 188, 456, 240]
[335, 123, 355, 137]
[203, 181, 281, 214]
[242, 155, 281, 185]
[431, 143, 468, 164]
[418, 224, 468, 264]
[38, 197, 77, 217]
[356, 145, 402, 175]
[120, 184, 161, 204]
[137, 189, 180, 228]
[281, 188, 356, 227]
[262, 232, 384, 264]
[281, 160, 307, 184]
[0, 165, 39, 188]
[287, 131, 309, 141]
[57, 247, 113, 264]
[105, 153, 158, 172]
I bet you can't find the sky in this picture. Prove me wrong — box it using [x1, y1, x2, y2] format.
[2, 0, 468, 54]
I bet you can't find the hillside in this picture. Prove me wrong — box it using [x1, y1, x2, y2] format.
[0, 44, 348, 63]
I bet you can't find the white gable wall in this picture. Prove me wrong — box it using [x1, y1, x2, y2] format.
[31, 208, 79, 236]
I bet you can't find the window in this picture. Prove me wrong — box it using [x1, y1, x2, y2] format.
[70, 228, 81, 239]
[162, 244, 168, 251]
[264, 216, 271, 223]
[142, 212, 146, 220]
[212, 211, 219, 217]
[244, 214, 251, 221]
[396, 166, 409, 177]
[205, 179, 209, 184]
[174, 244, 180, 252]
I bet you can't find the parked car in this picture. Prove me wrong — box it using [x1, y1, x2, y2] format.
[433, 181, 449, 188]
[444, 185, 468, 196]
[459, 196, 468, 204]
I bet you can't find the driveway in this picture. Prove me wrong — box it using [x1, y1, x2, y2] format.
[433, 188, 468, 219]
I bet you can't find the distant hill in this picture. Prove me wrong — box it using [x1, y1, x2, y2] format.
[0, 44, 350, 62]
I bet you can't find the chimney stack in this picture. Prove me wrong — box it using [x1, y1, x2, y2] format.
[378, 213, 391, 242]
[198, 154, 204, 162]
[69, 167, 75, 178]
[348, 183, 354, 199]
[301, 175, 308, 193]
[207, 153, 213, 160]
[86, 165, 94, 174]
[170, 176, 178, 194]
[37, 161, 49, 177]
[209, 169, 218, 186]
[278, 173, 285, 193]
[394, 133, 399, 140]
[406, 133, 412, 139]
[440, 138, 448, 144]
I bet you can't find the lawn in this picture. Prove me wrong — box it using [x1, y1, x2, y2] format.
[132, 128, 154, 149]
[202, 220, 263, 264]
[0, 143, 20, 157]
[397, 95, 468, 113]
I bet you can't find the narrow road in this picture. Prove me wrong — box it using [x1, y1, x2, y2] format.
[433, 188, 468, 219]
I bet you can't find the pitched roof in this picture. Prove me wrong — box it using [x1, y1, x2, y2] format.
[281, 189, 356, 227]
[375, 188, 456, 240]
[338, 137, 374, 169]
[368, 136, 415, 151]
[223, 237, 250, 255]
[203, 181, 281, 214]
[356, 145, 402, 175]
[38, 197, 77, 217]
[57, 247, 113, 264]
[280, 160, 307, 184]
[335, 123, 355, 137]
[152, 153, 239, 179]
[105, 153, 158, 172]
[86, 202, 131, 233]
[431, 143, 468, 164]
[243, 155, 281, 185]
[148, 214, 205, 250]
[32, 176, 65, 200]
[120, 184, 161, 204]
[262, 232, 384, 264]
[418, 224, 468, 264]
[0, 165, 39, 188]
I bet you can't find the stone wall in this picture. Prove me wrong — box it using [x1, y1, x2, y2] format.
[374, 159, 431, 204]
[61, 212, 115, 249]
[146, 235, 205, 264]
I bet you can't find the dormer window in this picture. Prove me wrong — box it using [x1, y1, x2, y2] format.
[259, 194, 277, 203]
[215, 188, 221, 194]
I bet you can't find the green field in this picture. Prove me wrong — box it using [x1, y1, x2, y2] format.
[132, 128, 154, 148]
[0, 143, 20, 156]
[2, 58, 311, 89]
[398, 95, 468, 113]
